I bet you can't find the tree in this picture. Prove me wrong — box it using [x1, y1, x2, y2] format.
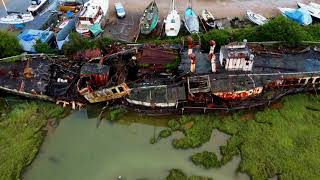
[34, 40, 55, 54]
[0, 31, 22, 58]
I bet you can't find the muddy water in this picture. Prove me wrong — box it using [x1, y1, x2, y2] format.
[23, 111, 249, 180]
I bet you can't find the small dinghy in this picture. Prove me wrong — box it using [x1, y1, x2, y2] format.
[297, 2, 320, 20]
[140, 0, 159, 35]
[279, 7, 312, 26]
[0, 12, 34, 24]
[164, 0, 181, 37]
[201, 9, 215, 28]
[184, 0, 199, 34]
[246, 10, 268, 26]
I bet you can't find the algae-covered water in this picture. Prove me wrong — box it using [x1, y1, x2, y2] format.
[23, 110, 249, 180]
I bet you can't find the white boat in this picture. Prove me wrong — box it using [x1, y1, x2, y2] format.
[27, 0, 50, 16]
[246, 10, 268, 26]
[164, 0, 181, 37]
[201, 9, 215, 28]
[309, 2, 320, 10]
[75, 0, 108, 36]
[278, 7, 312, 26]
[297, 2, 320, 20]
[0, 12, 34, 24]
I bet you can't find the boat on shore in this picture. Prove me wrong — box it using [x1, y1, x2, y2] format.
[75, 0, 108, 37]
[278, 7, 312, 26]
[27, 0, 50, 16]
[246, 10, 268, 26]
[309, 2, 320, 10]
[0, 0, 34, 24]
[297, 2, 320, 20]
[59, 0, 83, 12]
[184, 0, 199, 34]
[0, 12, 34, 25]
[140, 0, 159, 35]
[201, 9, 215, 28]
[164, 0, 180, 37]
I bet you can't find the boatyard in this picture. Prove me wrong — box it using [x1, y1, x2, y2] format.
[1, 0, 320, 180]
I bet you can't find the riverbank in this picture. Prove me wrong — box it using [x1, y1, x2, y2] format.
[0, 98, 69, 180]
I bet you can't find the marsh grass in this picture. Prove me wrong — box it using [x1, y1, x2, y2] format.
[169, 94, 320, 180]
[0, 101, 69, 180]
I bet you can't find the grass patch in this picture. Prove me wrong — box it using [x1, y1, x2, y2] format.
[0, 100, 69, 180]
[191, 151, 220, 169]
[166, 169, 213, 180]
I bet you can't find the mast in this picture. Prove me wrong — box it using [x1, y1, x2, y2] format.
[172, 0, 175, 10]
[1, 0, 8, 15]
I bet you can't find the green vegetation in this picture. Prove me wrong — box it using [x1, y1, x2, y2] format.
[172, 116, 214, 149]
[63, 33, 114, 56]
[159, 129, 172, 138]
[34, 40, 56, 54]
[165, 57, 181, 71]
[191, 151, 219, 169]
[168, 94, 320, 180]
[0, 100, 69, 180]
[144, 16, 320, 50]
[0, 31, 22, 58]
[166, 169, 213, 180]
[103, 107, 128, 121]
[168, 119, 180, 131]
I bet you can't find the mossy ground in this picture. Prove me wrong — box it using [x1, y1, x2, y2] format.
[0, 100, 69, 180]
[166, 94, 320, 180]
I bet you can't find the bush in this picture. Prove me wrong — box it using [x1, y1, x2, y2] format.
[0, 31, 22, 58]
[108, 107, 127, 121]
[201, 29, 230, 51]
[168, 120, 181, 131]
[63, 32, 98, 56]
[159, 129, 172, 138]
[191, 151, 219, 169]
[34, 40, 55, 54]
[166, 169, 187, 180]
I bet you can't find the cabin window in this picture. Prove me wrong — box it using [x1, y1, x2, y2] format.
[118, 86, 124, 92]
[246, 62, 249, 66]
[171, 19, 175, 23]
[307, 78, 313, 84]
[315, 78, 320, 83]
[111, 88, 117, 94]
[300, 79, 306, 84]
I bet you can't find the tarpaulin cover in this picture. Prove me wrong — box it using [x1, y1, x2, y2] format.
[284, 8, 312, 25]
[89, 23, 103, 37]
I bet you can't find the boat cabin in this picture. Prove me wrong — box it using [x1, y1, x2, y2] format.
[219, 42, 254, 72]
[31, 0, 42, 5]
[79, 63, 110, 90]
[78, 5, 103, 25]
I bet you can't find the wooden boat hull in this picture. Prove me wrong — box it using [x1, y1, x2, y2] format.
[140, 1, 159, 35]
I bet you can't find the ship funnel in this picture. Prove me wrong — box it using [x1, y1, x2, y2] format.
[189, 53, 196, 73]
[209, 40, 217, 72]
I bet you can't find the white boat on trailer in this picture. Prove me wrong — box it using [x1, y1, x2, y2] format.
[75, 0, 108, 36]
[246, 10, 268, 26]
[27, 0, 50, 16]
[0, 0, 34, 24]
[164, 0, 181, 37]
[297, 2, 320, 20]
[309, 2, 320, 10]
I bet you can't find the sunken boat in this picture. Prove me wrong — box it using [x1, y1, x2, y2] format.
[126, 38, 320, 114]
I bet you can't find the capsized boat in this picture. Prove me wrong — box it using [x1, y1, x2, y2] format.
[140, 0, 159, 35]
[0, 12, 34, 24]
[184, 0, 199, 34]
[75, 0, 108, 36]
[279, 7, 312, 26]
[246, 10, 268, 26]
[27, 0, 49, 16]
[201, 9, 215, 28]
[297, 2, 320, 20]
[164, 0, 181, 37]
